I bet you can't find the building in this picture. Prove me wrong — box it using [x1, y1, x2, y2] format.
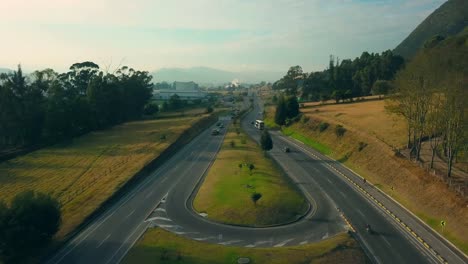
[153, 81, 206, 100]
[174, 81, 199, 91]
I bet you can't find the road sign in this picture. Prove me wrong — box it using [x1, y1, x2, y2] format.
[440, 220, 446, 227]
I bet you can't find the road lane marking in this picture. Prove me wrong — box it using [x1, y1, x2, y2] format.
[144, 191, 153, 199]
[219, 240, 242, 245]
[154, 207, 166, 212]
[274, 238, 294, 247]
[96, 234, 111, 248]
[321, 232, 329, 239]
[145, 216, 171, 222]
[255, 240, 271, 246]
[356, 209, 366, 218]
[125, 209, 135, 219]
[382, 237, 392, 247]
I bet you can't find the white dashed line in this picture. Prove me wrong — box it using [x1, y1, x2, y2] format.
[146, 216, 172, 222]
[124, 210, 135, 219]
[144, 191, 153, 199]
[219, 240, 242, 245]
[96, 234, 111, 248]
[274, 238, 294, 247]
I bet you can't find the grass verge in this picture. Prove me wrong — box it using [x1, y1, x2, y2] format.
[122, 228, 366, 264]
[281, 127, 331, 155]
[193, 123, 308, 226]
[0, 115, 208, 238]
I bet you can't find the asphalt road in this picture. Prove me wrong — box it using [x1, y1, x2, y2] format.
[47, 96, 467, 264]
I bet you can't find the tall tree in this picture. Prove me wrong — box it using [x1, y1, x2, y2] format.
[260, 130, 273, 151]
[274, 96, 287, 126]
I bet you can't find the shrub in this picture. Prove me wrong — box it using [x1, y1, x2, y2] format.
[206, 106, 214, 113]
[335, 125, 347, 137]
[319, 122, 329, 132]
[301, 115, 310, 124]
[230, 140, 236, 147]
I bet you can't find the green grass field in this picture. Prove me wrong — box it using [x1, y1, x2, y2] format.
[193, 123, 308, 226]
[123, 228, 366, 264]
[0, 115, 207, 238]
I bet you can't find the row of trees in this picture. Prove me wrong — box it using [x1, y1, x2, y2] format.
[0, 191, 61, 263]
[0, 63, 153, 149]
[273, 50, 404, 102]
[389, 33, 467, 177]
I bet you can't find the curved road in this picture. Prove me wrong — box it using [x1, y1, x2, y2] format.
[47, 97, 467, 264]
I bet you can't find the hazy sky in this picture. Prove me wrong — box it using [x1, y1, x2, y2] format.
[1, 0, 445, 73]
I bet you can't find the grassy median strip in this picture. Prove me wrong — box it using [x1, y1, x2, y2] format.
[0, 115, 207, 238]
[123, 228, 366, 264]
[193, 123, 308, 226]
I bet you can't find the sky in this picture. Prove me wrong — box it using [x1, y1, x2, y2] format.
[0, 0, 445, 73]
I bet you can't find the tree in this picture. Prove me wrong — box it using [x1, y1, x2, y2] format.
[285, 96, 299, 118]
[0, 191, 61, 263]
[274, 96, 287, 126]
[169, 94, 183, 110]
[371, 80, 392, 99]
[251, 192, 262, 206]
[144, 103, 159, 115]
[260, 130, 273, 151]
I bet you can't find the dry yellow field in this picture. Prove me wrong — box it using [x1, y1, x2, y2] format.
[301, 99, 407, 148]
[0, 115, 206, 238]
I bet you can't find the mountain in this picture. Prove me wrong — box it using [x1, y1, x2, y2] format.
[394, 0, 468, 59]
[0, 68, 13, 74]
[152, 66, 282, 85]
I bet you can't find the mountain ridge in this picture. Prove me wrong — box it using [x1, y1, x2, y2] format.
[151, 66, 282, 85]
[394, 0, 468, 59]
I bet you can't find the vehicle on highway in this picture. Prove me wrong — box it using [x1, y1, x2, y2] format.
[366, 224, 372, 234]
[284, 147, 290, 153]
[255, 120, 264, 130]
[211, 129, 220, 135]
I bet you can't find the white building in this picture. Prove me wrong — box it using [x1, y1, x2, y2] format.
[154, 90, 207, 100]
[153, 81, 206, 100]
[174, 81, 199, 91]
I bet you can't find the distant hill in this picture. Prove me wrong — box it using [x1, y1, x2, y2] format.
[152, 66, 282, 85]
[394, 0, 468, 59]
[0, 68, 13, 74]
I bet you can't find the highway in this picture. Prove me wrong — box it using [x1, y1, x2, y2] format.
[47, 97, 467, 264]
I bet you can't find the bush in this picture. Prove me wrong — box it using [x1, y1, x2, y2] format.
[335, 125, 347, 137]
[301, 115, 310, 124]
[144, 103, 159, 115]
[230, 140, 236, 147]
[206, 106, 214, 113]
[319, 122, 329, 132]
[0, 191, 61, 263]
